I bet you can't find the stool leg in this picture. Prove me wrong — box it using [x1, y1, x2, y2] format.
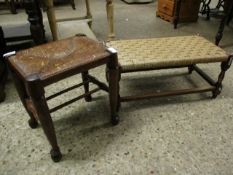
[26, 75, 62, 162]
[0, 27, 7, 102]
[0, 62, 7, 102]
[212, 56, 233, 98]
[188, 65, 195, 74]
[107, 54, 119, 125]
[10, 72, 38, 128]
[70, 0, 75, 10]
[105, 66, 121, 112]
[81, 71, 92, 102]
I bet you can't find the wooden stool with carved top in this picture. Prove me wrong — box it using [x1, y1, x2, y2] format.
[6, 35, 119, 162]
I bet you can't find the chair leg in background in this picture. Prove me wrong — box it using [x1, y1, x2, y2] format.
[173, 0, 181, 29]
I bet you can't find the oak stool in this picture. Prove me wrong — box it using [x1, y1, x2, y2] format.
[107, 35, 232, 104]
[6, 35, 119, 162]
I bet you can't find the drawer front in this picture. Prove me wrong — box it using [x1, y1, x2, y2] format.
[158, 0, 174, 16]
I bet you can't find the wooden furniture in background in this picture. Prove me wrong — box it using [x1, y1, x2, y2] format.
[215, 0, 233, 45]
[199, 0, 233, 45]
[24, 0, 46, 44]
[5, 0, 17, 14]
[44, 0, 115, 41]
[0, 19, 42, 103]
[6, 35, 119, 162]
[156, 0, 201, 28]
[107, 36, 232, 105]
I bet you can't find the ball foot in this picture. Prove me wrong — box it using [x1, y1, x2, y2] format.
[50, 149, 62, 162]
[85, 95, 92, 102]
[111, 115, 119, 125]
[28, 119, 38, 129]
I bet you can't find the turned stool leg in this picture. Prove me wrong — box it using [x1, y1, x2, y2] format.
[107, 53, 119, 125]
[212, 56, 233, 98]
[10, 71, 38, 128]
[26, 75, 62, 162]
[81, 71, 92, 102]
[188, 65, 195, 74]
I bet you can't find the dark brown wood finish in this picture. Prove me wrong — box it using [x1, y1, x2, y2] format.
[0, 27, 8, 102]
[106, 51, 119, 125]
[212, 56, 233, 98]
[6, 36, 119, 162]
[173, 0, 181, 29]
[117, 55, 233, 105]
[24, 0, 46, 45]
[81, 71, 92, 102]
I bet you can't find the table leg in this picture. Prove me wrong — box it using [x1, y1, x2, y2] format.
[106, 0, 115, 40]
[44, 0, 58, 40]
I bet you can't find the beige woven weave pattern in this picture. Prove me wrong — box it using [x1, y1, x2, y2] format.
[107, 36, 229, 71]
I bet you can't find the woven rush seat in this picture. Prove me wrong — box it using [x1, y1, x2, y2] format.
[106, 35, 232, 103]
[6, 35, 119, 162]
[108, 36, 229, 71]
[9, 36, 110, 82]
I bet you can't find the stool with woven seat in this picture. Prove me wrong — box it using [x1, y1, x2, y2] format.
[6, 35, 119, 162]
[107, 35, 232, 104]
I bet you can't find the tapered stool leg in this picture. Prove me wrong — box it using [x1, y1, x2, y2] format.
[26, 75, 62, 162]
[10, 72, 38, 128]
[107, 53, 119, 125]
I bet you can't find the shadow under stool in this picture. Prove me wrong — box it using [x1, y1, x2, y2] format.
[6, 35, 119, 162]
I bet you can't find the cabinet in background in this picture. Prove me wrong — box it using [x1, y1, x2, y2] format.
[156, 0, 201, 23]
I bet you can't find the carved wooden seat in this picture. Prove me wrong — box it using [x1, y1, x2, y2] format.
[6, 35, 119, 162]
[107, 35, 232, 103]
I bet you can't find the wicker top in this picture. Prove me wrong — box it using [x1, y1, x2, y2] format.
[107, 36, 229, 71]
